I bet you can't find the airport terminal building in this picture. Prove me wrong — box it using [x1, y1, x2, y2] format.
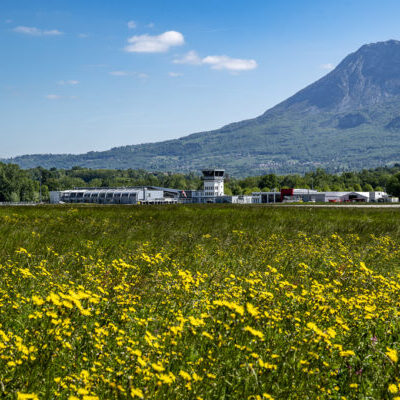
[50, 186, 180, 205]
[50, 168, 398, 205]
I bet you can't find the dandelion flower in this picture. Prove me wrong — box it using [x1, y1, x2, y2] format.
[389, 384, 398, 394]
[386, 347, 398, 363]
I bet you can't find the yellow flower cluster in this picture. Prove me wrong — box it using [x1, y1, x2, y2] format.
[2, 225, 400, 399]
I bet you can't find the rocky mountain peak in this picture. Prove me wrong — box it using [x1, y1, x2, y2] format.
[266, 39, 400, 115]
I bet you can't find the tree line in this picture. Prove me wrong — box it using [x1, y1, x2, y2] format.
[3, 162, 400, 202]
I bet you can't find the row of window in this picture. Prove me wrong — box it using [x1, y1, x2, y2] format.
[63, 192, 137, 199]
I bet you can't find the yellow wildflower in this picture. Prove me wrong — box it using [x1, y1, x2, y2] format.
[386, 347, 398, 363]
[349, 383, 358, 389]
[389, 384, 398, 394]
[201, 331, 214, 340]
[339, 350, 355, 357]
[32, 295, 44, 306]
[244, 326, 264, 340]
[246, 302, 260, 317]
[158, 372, 176, 384]
[131, 388, 144, 398]
[17, 394, 39, 400]
[151, 362, 165, 372]
[179, 370, 192, 381]
[263, 394, 274, 400]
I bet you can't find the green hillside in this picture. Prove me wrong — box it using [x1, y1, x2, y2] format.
[5, 40, 400, 176]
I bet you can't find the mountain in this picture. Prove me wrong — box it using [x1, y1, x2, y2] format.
[6, 39, 400, 176]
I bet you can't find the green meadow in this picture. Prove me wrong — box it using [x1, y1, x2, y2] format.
[2, 205, 400, 400]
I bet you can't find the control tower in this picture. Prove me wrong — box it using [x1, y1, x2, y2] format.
[202, 169, 225, 197]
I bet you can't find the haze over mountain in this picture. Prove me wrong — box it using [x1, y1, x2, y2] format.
[6, 39, 400, 176]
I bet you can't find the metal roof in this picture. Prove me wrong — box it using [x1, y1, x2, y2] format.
[63, 186, 176, 194]
[319, 191, 370, 197]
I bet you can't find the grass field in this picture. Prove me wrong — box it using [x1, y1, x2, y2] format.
[2, 205, 400, 399]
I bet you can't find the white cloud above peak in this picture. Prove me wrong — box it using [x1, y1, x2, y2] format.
[174, 51, 257, 72]
[13, 26, 63, 36]
[124, 31, 184, 53]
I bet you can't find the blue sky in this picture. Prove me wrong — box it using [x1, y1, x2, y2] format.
[1, 0, 400, 158]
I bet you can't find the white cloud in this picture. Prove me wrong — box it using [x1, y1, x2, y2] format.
[14, 26, 41, 35]
[146, 22, 155, 28]
[173, 50, 202, 65]
[124, 31, 184, 53]
[127, 20, 136, 29]
[202, 55, 257, 71]
[5, 19, 12, 24]
[174, 51, 257, 72]
[109, 71, 129, 76]
[321, 63, 334, 70]
[45, 94, 61, 100]
[169, 72, 183, 77]
[13, 26, 63, 36]
[43, 29, 63, 36]
[109, 71, 148, 79]
[78, 33, 89, 38]
[45, 94, 78, 100]
[58, 80, 79, 85]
